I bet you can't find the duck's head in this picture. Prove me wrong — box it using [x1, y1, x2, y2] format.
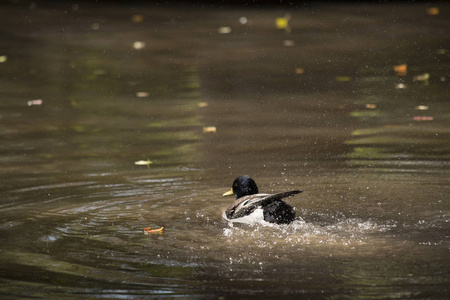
[223, 175, 259, 199]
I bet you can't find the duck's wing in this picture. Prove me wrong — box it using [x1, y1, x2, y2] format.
[225, 190, 302, 219]
[259, 190, 302, 206]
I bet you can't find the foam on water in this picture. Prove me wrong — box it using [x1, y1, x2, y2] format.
[222, 215, 395, 252]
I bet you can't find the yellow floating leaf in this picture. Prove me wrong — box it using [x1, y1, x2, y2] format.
[198, 102, 208, 107]
[276, 17, 288, 29]
[134, 159, 153, 166]
[0, 55, 7, 63]
[295, 68, 304, 74]
[415, 105, 429, 110]
[365, 104, 377, 109]
[203, 126, 217, 133]
[275, 14, 291, 32]
[144, 226, 164, 234]
[413, 73, 430, 82]
[336, 76, 351, 82]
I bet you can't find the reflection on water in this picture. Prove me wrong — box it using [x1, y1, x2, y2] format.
[0, 2, 449, 299]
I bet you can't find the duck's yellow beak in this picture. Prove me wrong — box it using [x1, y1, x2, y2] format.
[222, 188, 234, 197]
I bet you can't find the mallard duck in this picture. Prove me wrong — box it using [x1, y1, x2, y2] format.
[223, 175, 302, 224]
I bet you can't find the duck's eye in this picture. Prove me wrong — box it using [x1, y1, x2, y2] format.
[242, 200, 249, 206]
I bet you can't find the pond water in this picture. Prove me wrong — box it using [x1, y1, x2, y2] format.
[0, 2, 449, 299]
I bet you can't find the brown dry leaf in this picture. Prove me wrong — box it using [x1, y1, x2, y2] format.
[426, 7, 439, 15]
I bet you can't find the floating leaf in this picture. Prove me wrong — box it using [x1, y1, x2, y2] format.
[365, 104, 377, 109]
[295, 68, 304, 74]
[395, 83, 406, 89]
[136, 92, 149, 98]
[413, 73, 430, 81]
[0, 55, 7, 63]
[144, 226, 164, 234]
[394, 64, 407, 76]
[218, 27, 232, 34]
[275, 14, 291, 32]
[413, 116, 433, 121]
[283, 40, 295, 46]
[134, 159, 153, 166]
[203, 126, 217, 133]
[426, 7, 439, 15]
[133, 41, 145, 50]
[415, 105, 429, 110]
[27, 99, 43, 106]
[276, 15, 289, 29]
[336, 76, 351, 82]
[350, 110, 381, 118]
[197, 102, 208, 107]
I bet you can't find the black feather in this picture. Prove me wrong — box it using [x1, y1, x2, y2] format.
[224, 176, 303, 224]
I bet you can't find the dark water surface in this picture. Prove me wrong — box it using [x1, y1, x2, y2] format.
[1, 2, 449, 299]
